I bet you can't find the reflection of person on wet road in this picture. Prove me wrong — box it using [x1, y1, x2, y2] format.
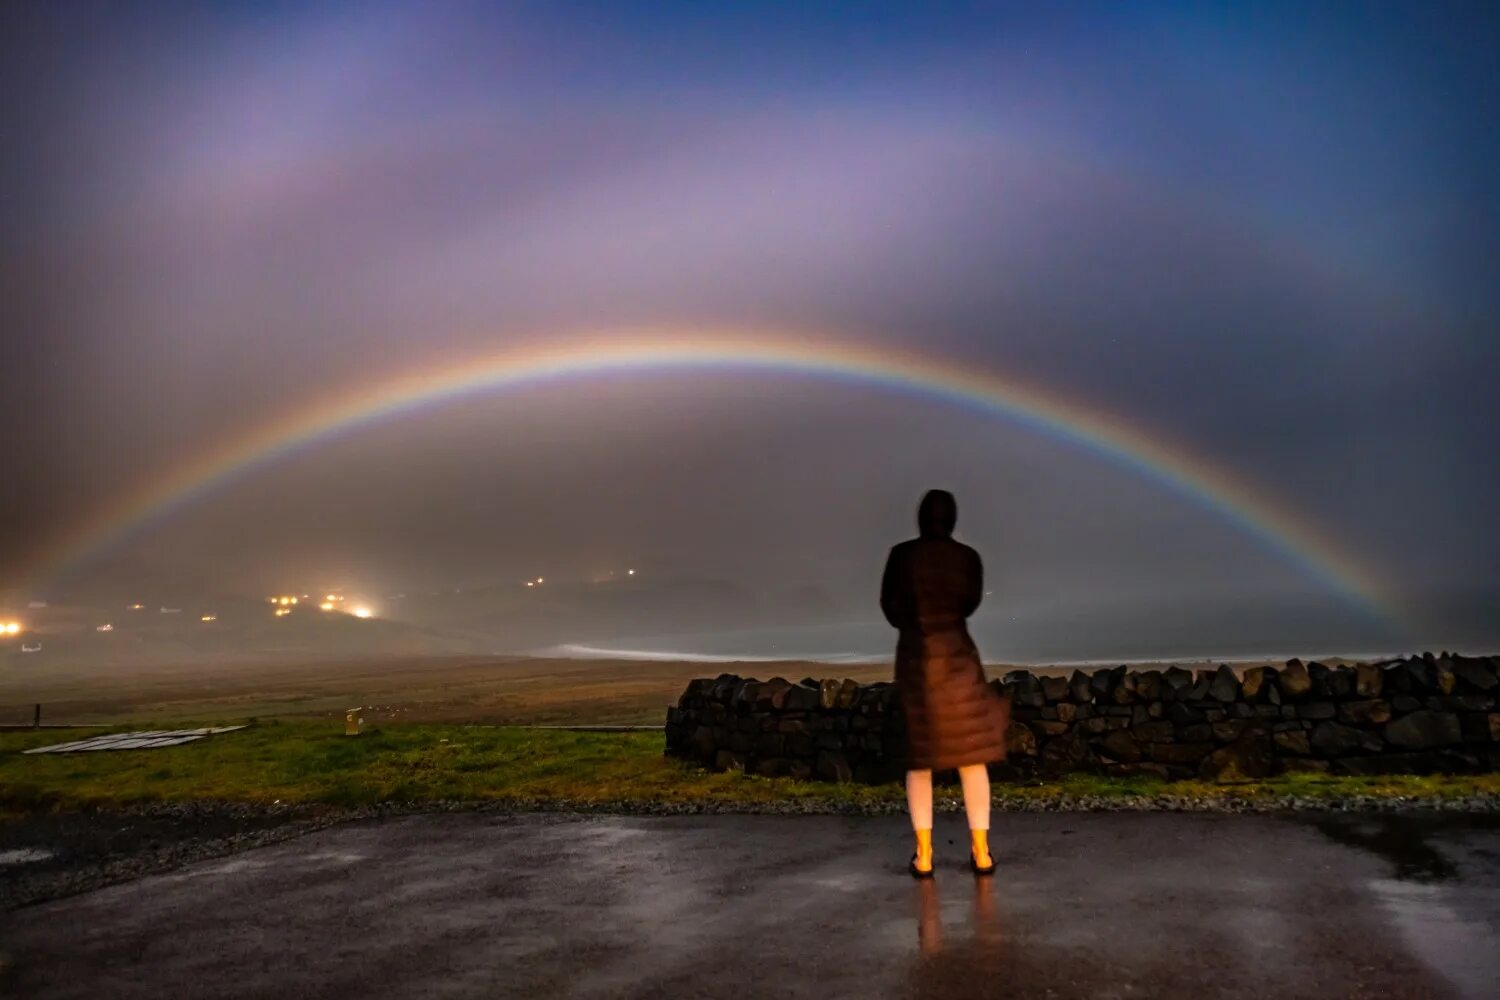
[881, 490, 1010, 877]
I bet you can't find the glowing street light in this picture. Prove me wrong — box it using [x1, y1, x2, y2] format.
[628, 569, 635, 575]
[97, 623, 113, 632]
[0, 622, 21, 636]
[352, 606, 372, 619]
[200, 614, 217, 623]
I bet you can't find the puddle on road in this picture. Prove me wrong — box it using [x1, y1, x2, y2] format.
[1313, 814, 1500, 999]
[1312, 815, 1461, 882]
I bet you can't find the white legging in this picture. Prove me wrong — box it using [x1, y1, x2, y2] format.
[906, 765, 990, 831]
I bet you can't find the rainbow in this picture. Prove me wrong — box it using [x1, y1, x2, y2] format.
[28, 329, 1399, 622]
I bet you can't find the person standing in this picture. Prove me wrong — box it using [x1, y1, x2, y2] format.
[880, 489, 1010, 877]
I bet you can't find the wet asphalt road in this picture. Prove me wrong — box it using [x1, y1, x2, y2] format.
[2, 811, 1499, 999]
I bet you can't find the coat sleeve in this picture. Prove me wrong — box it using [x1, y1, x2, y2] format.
[879, 545, 913, 630]
[960, 546, 984, 618]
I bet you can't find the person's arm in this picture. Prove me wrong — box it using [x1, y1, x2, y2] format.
[960, 546, 984, 618]
[880, 545, 912, 629]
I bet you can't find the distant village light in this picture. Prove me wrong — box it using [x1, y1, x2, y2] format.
[352, 606, 372, 619]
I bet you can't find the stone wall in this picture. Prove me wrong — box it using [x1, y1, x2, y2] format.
[663, 652, 1500, 783]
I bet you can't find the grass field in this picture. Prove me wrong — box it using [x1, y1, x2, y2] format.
[5, 721, 1499, 816]
[0, 655, 901, 727]
[0, 652, 1357, 729]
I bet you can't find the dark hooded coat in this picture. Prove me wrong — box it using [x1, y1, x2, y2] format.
[880, 490, 1009, 771]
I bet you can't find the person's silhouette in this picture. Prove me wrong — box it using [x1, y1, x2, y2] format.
[880, 489, 1010, 876]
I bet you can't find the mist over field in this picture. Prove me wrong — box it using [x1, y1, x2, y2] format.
[3, 3, 1497, 681]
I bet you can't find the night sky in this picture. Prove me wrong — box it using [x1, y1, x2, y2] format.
[3, 2, 1497, 655]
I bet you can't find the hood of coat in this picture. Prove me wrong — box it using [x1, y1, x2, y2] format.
[917, 489, 957, 539]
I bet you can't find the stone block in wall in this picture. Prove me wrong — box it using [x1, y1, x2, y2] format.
[1162, 666, 1194, 699]
[1310, 722, 1381, 755]
[752, 757, 788, 777]
[1355, 663, 1383, 698]
[1187, 671, 1214, 701]
[784, 685, 818, 712]
[1180, 723, 1212, 743]
[688, 726, 716, 762]
[1273, 730, 1311, 754]
[1328, 667, 1356, 699]
[788, 760, 813, 781]
[1103, 716, 1131, 731]
[836, 679, 859, 709]
[1005, 721, 1037, 757]
[1068, 670, 1093, 702]
[1168, 703, 1206, 726]
[1040, 732, 1091, 777]
[1148, 742, 1214, 764]
[1089, 667, 1119, 701]
[1298, 702, 1337, 721]
[1199, 725, 1274, 781]
[1098, 729, 1142, 762]
[1040, 675, 1070, 702]
[1055, 703, 1077, 723]
[1136, 670, 1163, 700]
[1426, 695, 1495, 712]
[1280, 660, 1312, 699]
[1131, 720, 1173, 742]
[1458, 713, 1495, 744]
[1339, 700, 1392, 725]
[1012, 674, 1045, 708]
[1082, 717, 1108, 734]
[1212, 720, 1248, 742]
[760, 678, 791, 709]
[1450, 658, 1498, 692]
[1209, 665, 1240, 702]
[1434, 663, 1457, 695]
[816, 750, 853, 783]
[1241, 666, 1269, 700]
[714, 750, 746, 772]
[756, 734, 786, 757]
[1029, 720, 1069, 738]
[1386, 711, 1462, 749]
[854, 759, 899, 785]
[817, 679, 840, 710]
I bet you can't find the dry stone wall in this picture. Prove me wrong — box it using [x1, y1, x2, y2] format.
[663, 652, 1500, 783]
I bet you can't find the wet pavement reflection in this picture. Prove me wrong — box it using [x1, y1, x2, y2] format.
[4, 811, 1499, 999]
[909, 873, 1010, 995]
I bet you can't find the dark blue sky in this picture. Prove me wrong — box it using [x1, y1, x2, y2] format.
[2, 1, 1496, 649]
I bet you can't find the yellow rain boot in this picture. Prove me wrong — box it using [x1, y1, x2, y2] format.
[970, 828, 995, 875]
[909, 828, 934, 879]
